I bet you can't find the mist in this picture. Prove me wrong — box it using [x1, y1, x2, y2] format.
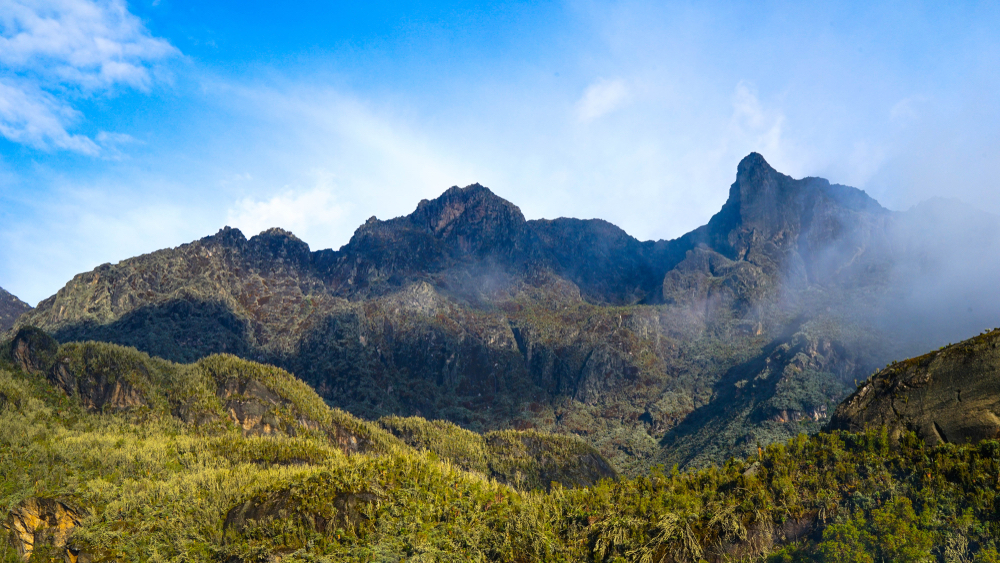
[879, 198, 1000, 355]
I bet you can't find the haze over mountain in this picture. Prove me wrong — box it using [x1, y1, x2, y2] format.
[11, 153, 1000, 471]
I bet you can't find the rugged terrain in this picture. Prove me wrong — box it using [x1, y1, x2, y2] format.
[0, 288, 30, 333]
[9, 153, 1000, 472]
[0, 329, 1000, 563]
[4, 326, 1000, 561]
[829, 327, 1000, 445]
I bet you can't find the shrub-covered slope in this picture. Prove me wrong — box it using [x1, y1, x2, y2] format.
[4, 332, 1000, 561]
[10, 153, 997, 471]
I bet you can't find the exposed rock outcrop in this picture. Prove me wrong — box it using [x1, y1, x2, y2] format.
[828, 329, 1000, 445]
[3, 498, 86, 562]
[216, 377, 304, 436]
[10, 329, 149, 412]
[9, 326, 59, 374]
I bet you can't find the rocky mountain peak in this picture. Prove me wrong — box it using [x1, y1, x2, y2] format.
[248, 228, 312, 264]
[726, 153, 886, 234]
[201, 226, 249, 249]
[410, 183, 527, 238]
[730, 153, 803, 237]
[735, 151, 779, 182]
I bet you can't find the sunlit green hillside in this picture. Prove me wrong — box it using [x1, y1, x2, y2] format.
[3, 329, 1000, 562]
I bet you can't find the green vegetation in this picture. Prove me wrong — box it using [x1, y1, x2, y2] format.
[3, 334, 1000, 561]
[378, 416, 617, 490]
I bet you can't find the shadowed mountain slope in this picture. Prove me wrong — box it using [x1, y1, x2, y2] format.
[0, 287, 31, 333]
[10, 153, 998, 471]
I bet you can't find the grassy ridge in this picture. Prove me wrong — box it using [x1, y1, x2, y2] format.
[3, 336, 1000, 561]
[378, 416, 618, 491]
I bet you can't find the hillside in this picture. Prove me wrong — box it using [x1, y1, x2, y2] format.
[829, 328, 1000, 445]
[4, 329, 1000, 561]
[9, 153, 999, 471]
[0, 288, 30, 333]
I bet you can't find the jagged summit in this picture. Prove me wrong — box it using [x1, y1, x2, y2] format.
[735, 151, 780, 180]
[11, 153, 897, 324]
[201, 225, 248, 246]
[412, 183, 527, 234]
[665, 152, 892, 290]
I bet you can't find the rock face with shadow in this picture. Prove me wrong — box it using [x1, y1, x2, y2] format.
[0, 287, 31, 333]
[3, 498, 86, 563]
[828, 328, 1000, 445]
[9, 153, 997, 471]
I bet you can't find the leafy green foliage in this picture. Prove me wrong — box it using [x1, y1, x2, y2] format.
[4, 338, 1000, 561]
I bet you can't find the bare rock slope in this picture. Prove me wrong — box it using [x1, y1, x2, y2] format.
[828, 328, 1000, 445]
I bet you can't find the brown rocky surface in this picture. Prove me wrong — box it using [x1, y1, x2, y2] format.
[828, 328, 1000, 445]
[4, 327, 386, 457]
[10, 327, 150, 412]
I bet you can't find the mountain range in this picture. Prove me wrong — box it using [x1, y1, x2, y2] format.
[7, 152, 1000, 472]
[6, 152, 1000, 561]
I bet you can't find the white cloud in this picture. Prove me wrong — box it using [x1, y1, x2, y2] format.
[576, 78, 629, 122]
[0, 0, 177, 153]
[0, 76, 98, 152]
[226, 172, 350, 247]
[220, 83, 482, 218]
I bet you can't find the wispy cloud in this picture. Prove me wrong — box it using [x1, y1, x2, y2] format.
[576, 78, 629, 122]
[0, 77, 97, 152]
[0, 178, 215, 305]
[0, 0, 177, 153]
[728, 81, 785, 160]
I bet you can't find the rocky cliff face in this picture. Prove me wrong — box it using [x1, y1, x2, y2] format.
[0, 287, 31, 333]
[3, 497, 85, 562]
[828, 328, 1000, 445]
[10, 153, 988, 471]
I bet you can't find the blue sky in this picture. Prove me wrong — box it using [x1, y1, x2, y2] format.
[2, 0, 1000, 304]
